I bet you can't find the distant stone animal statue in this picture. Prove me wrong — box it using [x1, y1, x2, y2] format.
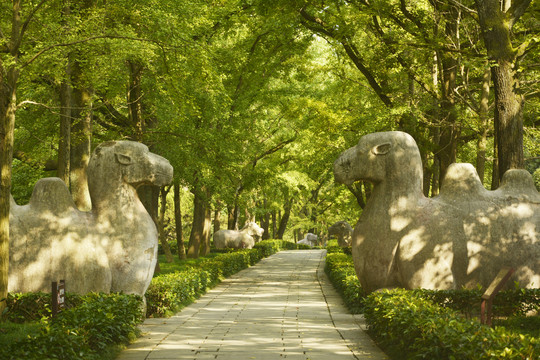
[213, 221, 264, 249]
[334, 131, 539, 293]
[298, 233, 318, 247]
[328, 221, 353, 247]
[9, 141, 173, 296]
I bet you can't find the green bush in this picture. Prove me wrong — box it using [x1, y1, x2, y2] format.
[417, 287, 540, 318]
[324, 252, 364, 313]
[325, 240, 343, 254]
[363, 289, 539, 359]
[3, 292, 84, 323]
[0, 293, 143, 360]
[325, 240, 352, 255]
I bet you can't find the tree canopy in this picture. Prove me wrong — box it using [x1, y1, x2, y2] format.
[1, 0, 538, 311]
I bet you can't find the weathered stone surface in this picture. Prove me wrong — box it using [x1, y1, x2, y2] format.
[334, 131, 539, 293]
[213, 221, 264, 249]
[298, 233, 318, 247]
[328, 221, 353, 247]
[9, 141, 173, 296]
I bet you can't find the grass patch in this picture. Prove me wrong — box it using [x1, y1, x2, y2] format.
[0, 321, 43, 348]
[493, 315, 540, 338]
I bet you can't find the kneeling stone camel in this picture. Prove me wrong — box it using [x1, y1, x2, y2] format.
[9, 141, 173, 296]
[334, 131, 539, 293]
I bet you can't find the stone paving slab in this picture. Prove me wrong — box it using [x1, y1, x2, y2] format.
[116, 250, 388, 360]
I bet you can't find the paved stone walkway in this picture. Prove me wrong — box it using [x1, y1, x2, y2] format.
[116, 250, 388, 360]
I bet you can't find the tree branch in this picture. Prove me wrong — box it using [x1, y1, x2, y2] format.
[252, 134, 297, 168]
[300, 7, 393, 107]
[22, 35, 163, 68]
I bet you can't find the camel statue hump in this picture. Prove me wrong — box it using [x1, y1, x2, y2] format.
[497, 169, 540, 201]
[28, 177, 77, 214]
[439, 163, 489, 201]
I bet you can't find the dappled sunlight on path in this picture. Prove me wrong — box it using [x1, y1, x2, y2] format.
[116, 250, 387, 360]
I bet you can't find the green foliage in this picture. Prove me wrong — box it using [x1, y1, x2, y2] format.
[325, 239, 352, 255]
[0, 321, 42, 350]
[324, 239, 343, 254]
[415, 287, 540, 318]
[0, 293, 143, 360]
[3, 292, 84, 323]
[494, 316, 540, 338]
[324, 252, 365, 313]
[363, 289, 539, 359]
[533, 168, 540, 191]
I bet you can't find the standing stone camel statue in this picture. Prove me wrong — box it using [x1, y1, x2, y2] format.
[213, 221, 264, 249]
[9, 141, 173, 296]
[334, 131, 539, 293]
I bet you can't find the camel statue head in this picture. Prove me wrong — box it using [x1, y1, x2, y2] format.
[88, 141, 173, 198]
[334, 131, 423, 191]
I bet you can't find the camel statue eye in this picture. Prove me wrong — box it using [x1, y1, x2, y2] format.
[116, 153, 133, 165]
[373, 143, 391, 155]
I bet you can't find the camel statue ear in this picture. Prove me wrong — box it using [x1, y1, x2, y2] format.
[115, 153, 133, 165]
[372, 143, 391, 155]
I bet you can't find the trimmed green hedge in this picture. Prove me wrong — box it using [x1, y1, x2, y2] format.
[364, 289, 539, 359]
[0, 293, 143, 360]
[417, 287, 540, 318]
[324, 252, 364, 313]
[3, 292, 86, 323]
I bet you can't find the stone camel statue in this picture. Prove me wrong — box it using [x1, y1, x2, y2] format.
[334, 131, 539, 293]
[9, 141, 173, 296]
[328, 221, 353, 247]
[213, 221, 264, 249]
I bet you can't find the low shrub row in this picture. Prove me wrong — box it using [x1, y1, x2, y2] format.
[324, 252, 364, 313]
[146, 239, 302, 317]
[0, 293, 143, 360]
[417, 287, 540, 318]
[363, 289, 539, 359]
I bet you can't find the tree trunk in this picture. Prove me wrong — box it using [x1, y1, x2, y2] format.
[262, 211, 270, 240]
[174, 183, 186, 260]
[0, 0, 22, 315]
[70, 59, 92, 211]
[227, 204, 235, 230]
[271, 210, 276, 239]
[198, 205, 212, 257]
[127, 59, 145, 141]
[476, 66, 491, 184]
[187, 190, 206, 258]
[159, 187, 173, 263]
[435, 5, 460, 182]
[276, 196, 293, 239]
[475, 0, 528, 182]
[213, 205, 221, 234]
[492, 61, 524, 179]
[0, 66, 18, 316]
[57, 77, 71, 183]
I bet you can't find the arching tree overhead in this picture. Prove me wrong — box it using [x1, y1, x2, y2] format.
[1, 0, 538, 300]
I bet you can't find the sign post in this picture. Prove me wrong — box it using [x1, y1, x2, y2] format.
[51, 280, 65, 317]
[480, 268, 514, 326]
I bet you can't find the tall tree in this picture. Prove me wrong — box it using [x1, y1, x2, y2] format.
[475, 0, 532, 184]
[0, 0, 47, 316]
[174, 183, 186, 260]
